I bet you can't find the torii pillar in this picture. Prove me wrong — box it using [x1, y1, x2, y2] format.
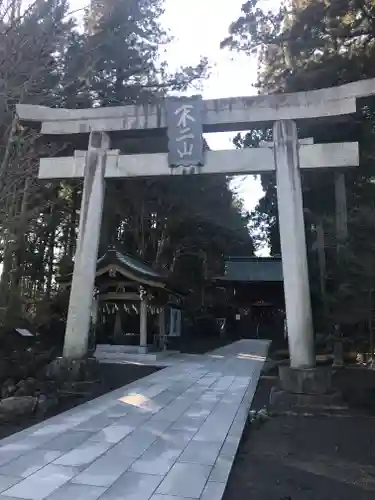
[274, 120, 315, 368]
[63, 131, 109, 359]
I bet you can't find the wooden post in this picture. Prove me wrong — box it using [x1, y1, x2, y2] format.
[113, 307, 122, 342]
[139, 288, 148, 353]
[158, 308, 166, 350]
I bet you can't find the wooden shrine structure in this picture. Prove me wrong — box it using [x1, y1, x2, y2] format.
[212, 256, 284, 342]
[58, 248, 184, 353]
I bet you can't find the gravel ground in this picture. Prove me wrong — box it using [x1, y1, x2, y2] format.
[224, 368, 375, 500]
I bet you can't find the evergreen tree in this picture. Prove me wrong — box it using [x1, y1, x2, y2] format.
[222, 0, 375, 343]
[0, 0, 253, 329]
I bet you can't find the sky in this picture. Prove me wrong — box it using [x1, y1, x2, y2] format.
[160, 0, 264, 215]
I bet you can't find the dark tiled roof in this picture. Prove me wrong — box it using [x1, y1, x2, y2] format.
[97, 249, 164, 281]
[57, 248, 186, 296]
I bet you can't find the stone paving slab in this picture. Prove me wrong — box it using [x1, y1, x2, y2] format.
[0, 339, 269, 500]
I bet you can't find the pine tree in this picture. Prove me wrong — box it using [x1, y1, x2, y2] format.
[0, 0, 253, 330]
[222, 0, 375, 344]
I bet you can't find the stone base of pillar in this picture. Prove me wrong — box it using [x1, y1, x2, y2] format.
[269, 387, 344, 414]
[278, 365, 332, 395]
[138, 346, 149, 355]
[45, 357, 100, 383]
[268, 365, 346, 414]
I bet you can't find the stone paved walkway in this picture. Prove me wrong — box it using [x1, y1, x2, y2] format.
[0, 339, 269, 500]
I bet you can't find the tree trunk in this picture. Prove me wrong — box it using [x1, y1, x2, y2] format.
[0, 192, 18, 323]
[13, 178, 31, 285]
[316, 218, 329, 329]
[333, 173, 348, 361]
[154, 225, 169, 269]
[0, 234, 13, 323]
[0, 115, 18, 190]
[138, 199, 146, 258]
[369, 288, 374, 367]
[45, 216, 57, 300]
[7, 177, 31, 326]
[68, 186, 79, 260]
[335, 172, 348, 246]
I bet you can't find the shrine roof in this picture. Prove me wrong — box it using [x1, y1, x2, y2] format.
[97, 248, 165, 282]
[57, 247, 187, 298]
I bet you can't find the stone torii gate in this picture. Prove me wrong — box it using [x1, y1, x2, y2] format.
[17, 78, 374, 377]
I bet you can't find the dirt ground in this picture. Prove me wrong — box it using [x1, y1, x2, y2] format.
[224, 368, 375, 500]
[180, 336, 233, 354]
[0, 363, 159, 440]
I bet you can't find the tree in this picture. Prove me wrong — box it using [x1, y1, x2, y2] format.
[79, 0, 209, 106]
[0, 0, 77, 325]
[0, 0, 253, 330]
[222, 0, 375, 350]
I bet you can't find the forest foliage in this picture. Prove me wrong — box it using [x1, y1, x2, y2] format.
[0, 0, 253, 329]
[224, 0, 375, 348]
